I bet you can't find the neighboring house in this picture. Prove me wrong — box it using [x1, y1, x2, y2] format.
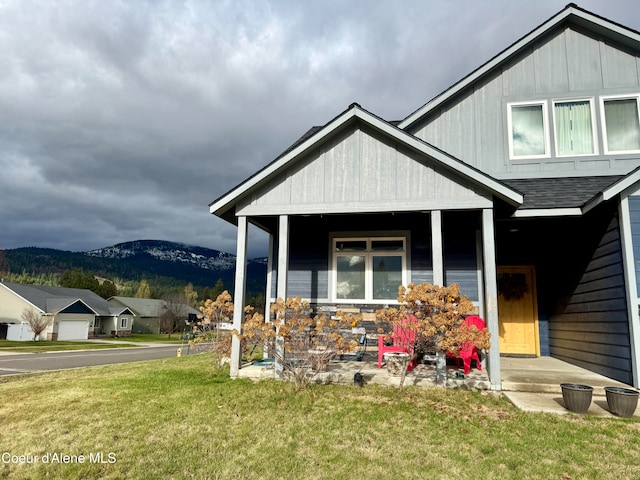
[210, 4, 640, 389]
[108, 296, 201, 335]
[0, 282, 133, 340]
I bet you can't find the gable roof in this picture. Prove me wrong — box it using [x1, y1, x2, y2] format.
[0, 282, 116, 316]
[399, 3, 640, 130]
[210, 103, 523, 224]
[109, 296, 201, 318]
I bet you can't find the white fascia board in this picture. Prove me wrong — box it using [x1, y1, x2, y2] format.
[56, 299, 99, 316]
[211, 106, 522, 217]
[582, 168, 640, 213]
[359, 110, 523, 205]
[209, 108, 359, 216]
[602, 167, 640, 201]
[513, 208, 583, 218]
[399, 6, 640, 130]
[0, 283, 45, 315]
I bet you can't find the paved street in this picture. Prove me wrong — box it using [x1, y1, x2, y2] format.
[0, 345, 188, 376]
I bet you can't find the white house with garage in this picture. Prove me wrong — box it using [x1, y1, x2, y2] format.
[0, 282, 133, 341]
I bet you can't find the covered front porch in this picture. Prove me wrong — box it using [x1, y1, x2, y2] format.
[209, 104, 525, 389]
[238, 352, 639, 416]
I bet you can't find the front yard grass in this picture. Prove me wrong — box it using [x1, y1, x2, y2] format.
[0, 334, 183, 353]
[100, 334, 184, 344]
[0, 354, 638, 480]
[0, 340, 136, 353]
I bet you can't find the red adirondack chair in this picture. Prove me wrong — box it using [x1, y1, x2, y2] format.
[378, 314, 417, 371]
[449, 315, 486, 375]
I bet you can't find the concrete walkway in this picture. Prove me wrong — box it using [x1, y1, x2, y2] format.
[501, 356, 639, 417]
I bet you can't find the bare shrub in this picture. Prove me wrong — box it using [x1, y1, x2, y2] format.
[377, 283, 490, 388]
[21, 308, 52, 341]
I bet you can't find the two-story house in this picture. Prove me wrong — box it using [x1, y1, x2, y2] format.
[210, 4, 640, 389]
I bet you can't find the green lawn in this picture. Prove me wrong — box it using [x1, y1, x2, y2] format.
[0, 334, 183, 353]
[100, 334, 184, 344]
[0, 340, 136, 353]
[0, 355, 638, 480]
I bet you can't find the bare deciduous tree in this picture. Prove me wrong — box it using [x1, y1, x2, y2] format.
[21, 308, 52, 341]
[160, 293, 190, 338]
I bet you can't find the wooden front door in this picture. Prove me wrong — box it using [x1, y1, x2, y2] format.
[497, 266, 539, 355]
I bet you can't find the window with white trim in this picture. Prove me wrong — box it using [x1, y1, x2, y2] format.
[120, 317, 128, 328]
[552, 99, 597, 156]
[508, 101, 550, 159]
[601, 95, 640, 154]
[332, 237, 406, 302]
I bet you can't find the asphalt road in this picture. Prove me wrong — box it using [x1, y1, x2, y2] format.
[0, 345, 188, 376]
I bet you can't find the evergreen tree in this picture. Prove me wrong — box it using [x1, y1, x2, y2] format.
[96, 280, 118, 299]
[60, 268, 99, 291]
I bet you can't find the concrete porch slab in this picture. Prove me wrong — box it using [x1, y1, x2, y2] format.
[500, 356, 634, 395]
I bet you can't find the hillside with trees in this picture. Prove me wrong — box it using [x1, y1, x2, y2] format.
[0, 240, 266, 306]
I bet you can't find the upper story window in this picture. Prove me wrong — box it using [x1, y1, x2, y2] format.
[508, 101, 549, 159]
[332, 236, 406, 302]
[508, 97, 609, 159]
[553, 99, 597, 156]
[601, 95, 640, 154]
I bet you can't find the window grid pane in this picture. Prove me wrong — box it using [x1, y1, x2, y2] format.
[336, 255, 365, 299]
[511, 104, 546, 156]
[604, 98, 640, 152]
[372, 256, 402, 300]
[554, 101, 594, 155]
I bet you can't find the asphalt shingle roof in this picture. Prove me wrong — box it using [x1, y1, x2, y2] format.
[503, 176, 623, 210]
[2, 282, 115, 315]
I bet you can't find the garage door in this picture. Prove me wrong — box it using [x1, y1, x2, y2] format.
[57, 321, 89, 340]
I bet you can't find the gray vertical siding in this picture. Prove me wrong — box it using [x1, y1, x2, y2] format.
[549, 212, 632, 384]
[409, 25, 640, 178]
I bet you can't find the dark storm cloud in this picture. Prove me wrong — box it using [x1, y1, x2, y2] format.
[0, 0, 638, 257]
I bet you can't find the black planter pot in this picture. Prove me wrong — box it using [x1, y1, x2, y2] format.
[604, 387, 639, 418]
[560, 383, 593, 413]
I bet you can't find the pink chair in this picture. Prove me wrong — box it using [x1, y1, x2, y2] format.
[378, 315, 417, 371]
[450, 315, 485, 375]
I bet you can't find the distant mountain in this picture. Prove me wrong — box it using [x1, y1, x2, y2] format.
[4, 240, 267, 296]
[85, 240, 239, 271]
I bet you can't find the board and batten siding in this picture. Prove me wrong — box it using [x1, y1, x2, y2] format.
[409, 26, 640, 178]
[236, 123, 492, 217]
[549, 212, 632, 384]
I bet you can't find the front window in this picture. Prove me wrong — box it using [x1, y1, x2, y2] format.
[553, 99, 596, 156]
[333, 237, 406, 302]
[120, 317, 128, 328]
[602, 96, 640, 153]
[508, 101, 549, 159]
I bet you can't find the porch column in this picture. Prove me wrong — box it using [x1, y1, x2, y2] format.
[230, 215, 248, 378]
[431, 210, 444, 286]
[277, 215, 289, 300]
[482, 208, 501, 390]
[618, 197, 640, 387]
[263, 232, 275, 360]
[275, 215, 289, 378]
[264, 233, 274, 321]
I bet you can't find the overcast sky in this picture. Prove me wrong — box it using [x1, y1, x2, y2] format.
[1, 0, 639, 258]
